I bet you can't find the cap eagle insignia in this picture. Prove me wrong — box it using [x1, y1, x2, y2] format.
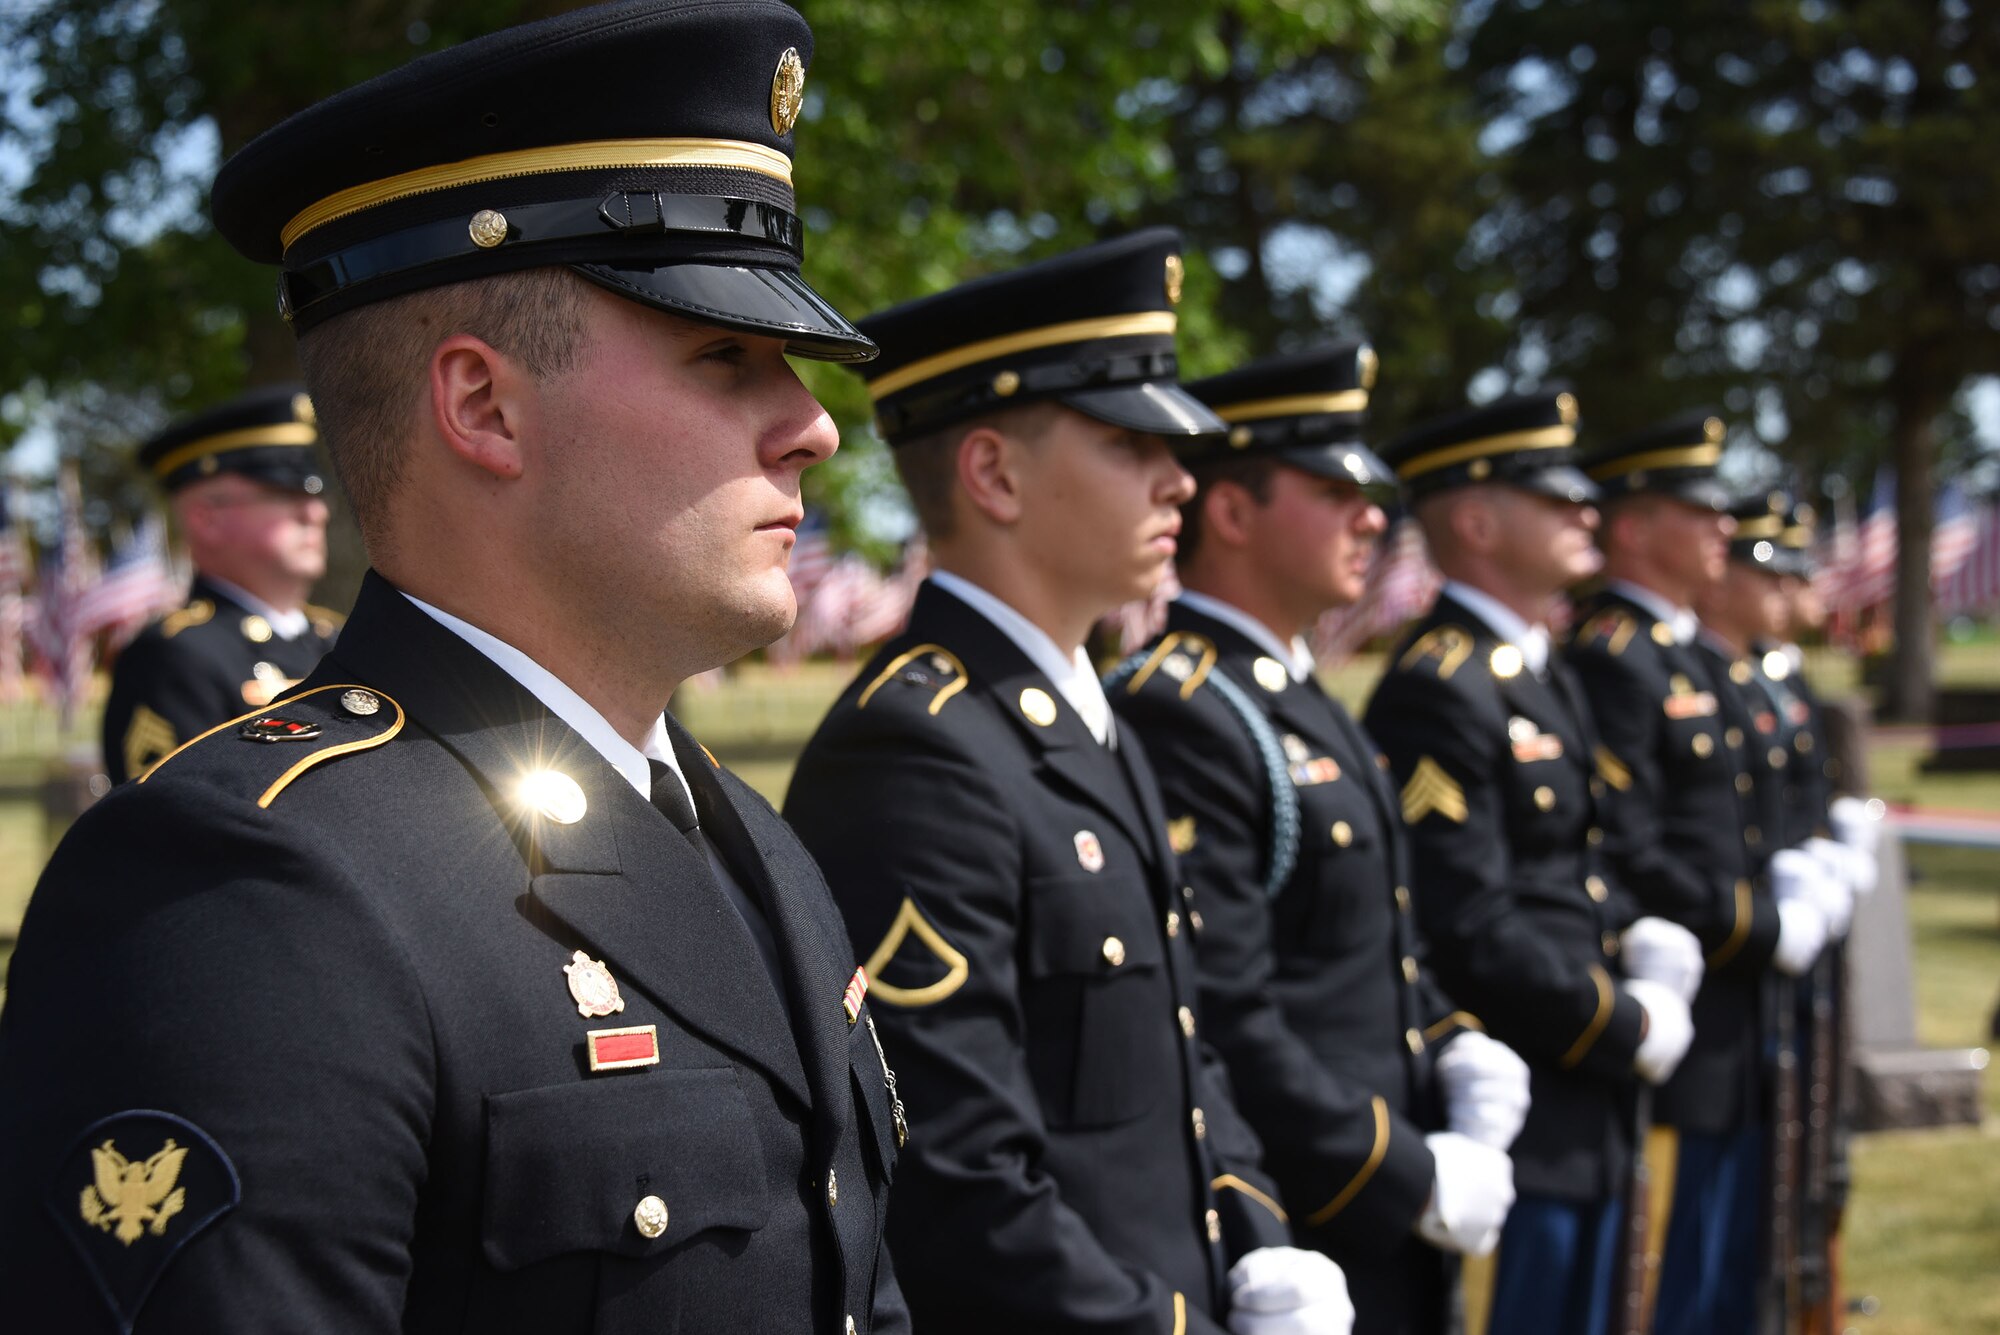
[80, 1138, 188, 1245]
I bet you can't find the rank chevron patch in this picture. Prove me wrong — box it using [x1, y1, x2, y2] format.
[1400, 756, 1468, 825]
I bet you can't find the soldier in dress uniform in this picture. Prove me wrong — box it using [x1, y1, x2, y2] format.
[0, 5, 909, 1332]
[1109, 344, 1526, 1335]
[102, 386, 340, 784]
[1363, 392, 1701, 1335]
[785, 231, 1356, 1335]
[1565, 417, 1838, 1335]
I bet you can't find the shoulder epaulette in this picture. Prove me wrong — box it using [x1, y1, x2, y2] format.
[139, 683, 404, 807]
[1396, 625, 1475, 680]
[159, 599, 215, 639]
[1118, 632, 1216, 701]
[306, 603, 347, 637]
[1572, 608, 1637, 657]
[856, 643, 968, 717]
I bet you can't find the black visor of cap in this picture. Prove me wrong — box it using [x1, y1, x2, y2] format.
[1060, 381, 1225, 439]
[574, 261, 872, 361]
[1512, 462, 1600, 505]
[1278, 440, 1400, 502]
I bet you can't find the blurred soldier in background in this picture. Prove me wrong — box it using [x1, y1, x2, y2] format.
[1567, 417, 1835, 1335]
[1366, 392, 1698, 1335]
[787, 231, 1355, 1335]
[100, 386, 337, 783]
[1112, 343, 1524, 1335]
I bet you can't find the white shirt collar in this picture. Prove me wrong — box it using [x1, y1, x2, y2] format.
[1441, 580, 1549, 676]
[1173, 589, 1315, 683]
[401, 592, 688, 806]
[1610, 578, 1698, 644]
[204, 574, 311, 641]
[928, 570, 1115, 746]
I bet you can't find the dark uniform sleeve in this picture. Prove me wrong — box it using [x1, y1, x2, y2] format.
[786, 714, 1229, 1335]
[1366, 667, 1644, 1079]
[1567, 643, 1781, 975]
[0, 782, 434, 1333]
[1120, 677, 1436, 1247]
[100, 629, 238, 784]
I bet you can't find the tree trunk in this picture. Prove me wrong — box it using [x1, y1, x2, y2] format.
[1884, 386, 1939, 723]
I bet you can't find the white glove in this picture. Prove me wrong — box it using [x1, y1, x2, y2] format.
[1828, 795, 1883, 856]
[1623, 978, 1694, 1084]
[1226, 1247, 1355, 1335]
[1771, 849, 1831, 974]
[1433, 1030, 1532, 1151]
[1806, 833, 1878, 900]
[1779, 845, 1853, 940]
[1620, 917, 1706, 1005]
[1416, 1131, 1515, 1257]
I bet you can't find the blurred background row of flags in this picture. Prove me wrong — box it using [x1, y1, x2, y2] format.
[1, 468, 1995, 712]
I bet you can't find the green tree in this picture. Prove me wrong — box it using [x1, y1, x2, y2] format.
[1464, 0, 2000, 719]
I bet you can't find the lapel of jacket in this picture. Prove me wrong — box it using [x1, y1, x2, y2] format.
[327, 573, 810, 1106]
[915, 582, 1164, 869]
[669, 716, 851, 1135]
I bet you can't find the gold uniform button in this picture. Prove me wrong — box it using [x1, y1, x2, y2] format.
[1166, 911, 1181, 938]
[1191, 1106, 1207, 1139]
[1402, 956, 1419, 984]
[1769, 746, 1787, 769]
[1102, 937, 1126, 968]
[1406, 1027, 1425, 1054]
[1586, 875, 1608, 903]
[1189, 911, 1205, 934]
[1602, 932, 1620, 956]
[1395, 885, 1412, 913]
[1206, 1207, 1223, 1243]
[1534, 786, 1556, 812]
[827, 1168, 839, 1209]
[1178, 1006, 1196, 1038]
[1586, 827, 1604, 846]
[1183, 885, 1196, 903]
[1726, 727, 1745, 749]
[634, 1194, 670, 1239]
[1331, 820, 1353, 847]
[1736, 773, 1754, 794]
[1692, 734, 1715, 758]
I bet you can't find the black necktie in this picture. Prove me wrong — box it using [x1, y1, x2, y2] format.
[648, 759, 700, 836]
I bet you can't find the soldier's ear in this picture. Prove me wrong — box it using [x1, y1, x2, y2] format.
[1200, 479, 1258, 551]
[954, 423, 1026, 527]
[428, 334, 528, 483]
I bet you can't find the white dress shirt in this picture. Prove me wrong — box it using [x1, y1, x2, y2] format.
[928, 570, 1116, 746]
[402, 593, 691, 809]
[205, 574, 311, 641]
[1172, 589, 1316, 683]
[1610, 579, 1697, 645]
[1441, 580, 1550, 676]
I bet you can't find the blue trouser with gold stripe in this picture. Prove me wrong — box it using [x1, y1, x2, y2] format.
[1653, 1125, 1763, 1335]
[1486, 1195, 1622, 1335]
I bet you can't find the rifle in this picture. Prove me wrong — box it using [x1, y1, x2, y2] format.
[1610, 1082, 1656, 1335]
[1762, 972, 1802, 1335]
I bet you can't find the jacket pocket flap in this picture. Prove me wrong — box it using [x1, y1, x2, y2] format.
[482, 1066, 768, 1270]
[1025, 873, 1165, 976]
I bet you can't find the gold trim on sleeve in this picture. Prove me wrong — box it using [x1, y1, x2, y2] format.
[1305, 1096, 1390, 1227]
[1172, 1292, 1186, 1335]
[1423, 1010, 1484, 1042]
[1400, 757, 1468, 825]
[1211, 1173, 1290, 1224]
[856, 643, 968, 715]
[1560, 965, 1617, 1068]
[257, 691, 405, 807]
[1706, 879, 1755, 969]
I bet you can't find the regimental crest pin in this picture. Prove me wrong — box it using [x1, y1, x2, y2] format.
[564, 950, 626, 1018]
[1074, 829, 1105, 873]
[770, 46, 805, 135]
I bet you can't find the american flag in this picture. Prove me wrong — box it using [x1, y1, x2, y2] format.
[1937, 496, 2000, 616]
[0, 485, 27, 704]
[26, 465, 99, 720]
[1104, 564, 1180, 657]
[846, 533, 928, 648]
[1310, 518, 1442, 665]
[1823, 467, 1898, 615]
[1930, 483, 1979, 592]
[76, 513, 180, 647]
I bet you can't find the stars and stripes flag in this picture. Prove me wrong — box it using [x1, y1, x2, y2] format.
[1310, 518, 1442, 665]
[76, 513, 180, 647]
[0, 485, 27, 704]
[25, 465, 99, 720]
[1815, 471, 2000, 622]
[1937, 496, 2000, 616]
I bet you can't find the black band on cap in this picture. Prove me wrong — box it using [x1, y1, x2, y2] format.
[281, 193, 803, 323]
